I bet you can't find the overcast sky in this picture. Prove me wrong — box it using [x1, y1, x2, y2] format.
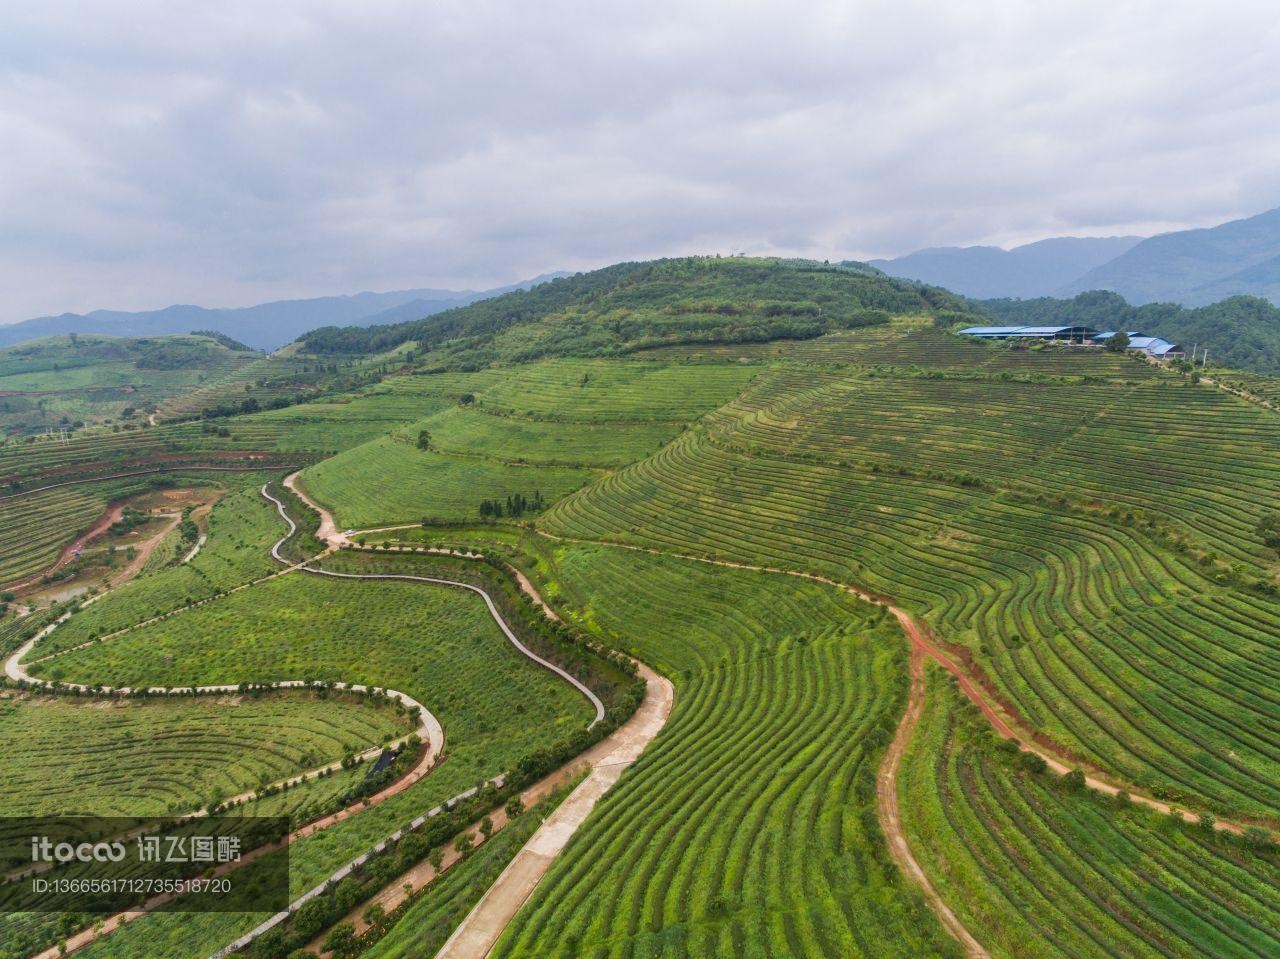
[3, 0, 1279, 322]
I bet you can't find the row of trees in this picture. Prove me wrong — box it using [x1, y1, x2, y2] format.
[478, 491, 544, 518]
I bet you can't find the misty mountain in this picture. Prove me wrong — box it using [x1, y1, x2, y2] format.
[1061, 206, 1280, 305]
[0, 275, 566, 351]
[869, 235, 1142, 299]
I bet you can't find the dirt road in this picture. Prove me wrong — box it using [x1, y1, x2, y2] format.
[12, 483, 631, 959]
[877, 644, 990, 958]
[1, 502, 123, 593]
[283, 469, 349, 546]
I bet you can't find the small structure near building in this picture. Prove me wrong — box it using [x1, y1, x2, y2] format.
[1091, 332, 1185, 358]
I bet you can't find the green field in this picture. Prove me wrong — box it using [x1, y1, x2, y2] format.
[34, 478, 301, 655]
[0, 485, 106, 585]
[899, 668, 1280, 959]
[0, 334, 260, 436]
[300, 438, 597, 528]
[0, 691, 410, 817]
[298, 358, 755, 528]
[491, 541, 957, 959]
[8, 258, 1280, 959]
[34, 565, 594, 958]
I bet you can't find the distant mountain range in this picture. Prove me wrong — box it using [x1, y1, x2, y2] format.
[0, 274, 567, 351]
[872, 205, 1280, 306]
[1059, 207, 1280, 305]
[870, 236, 1142, 299]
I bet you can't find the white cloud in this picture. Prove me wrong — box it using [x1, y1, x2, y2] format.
[1, 0, 1279, 320]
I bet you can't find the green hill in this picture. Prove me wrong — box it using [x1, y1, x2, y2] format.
[300, 256, 979, 363]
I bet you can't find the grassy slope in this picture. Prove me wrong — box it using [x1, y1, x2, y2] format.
[47, 569, 591, 959]
[299, 358, 756, 529]
[0, 334, 256, 435]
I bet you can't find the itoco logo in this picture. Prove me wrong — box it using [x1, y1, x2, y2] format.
[30, 836, 127, 863]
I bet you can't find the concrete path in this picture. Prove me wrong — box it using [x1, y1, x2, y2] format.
[435, 661, 672, 959]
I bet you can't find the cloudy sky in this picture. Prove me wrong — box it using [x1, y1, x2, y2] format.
[3, 0, 1279, 322]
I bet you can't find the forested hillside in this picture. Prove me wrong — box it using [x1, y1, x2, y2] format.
[301, 257, 977, 364]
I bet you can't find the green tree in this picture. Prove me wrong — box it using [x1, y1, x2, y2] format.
[1104, 330, 1130, 353]
[1256, 511, 1280, 550]
[322, 921, 356, 953]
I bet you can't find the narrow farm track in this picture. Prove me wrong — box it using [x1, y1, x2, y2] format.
[283, 469, 349, 546]
[0, 502, 123, 592]
[878, 644, 990, 959]
[526, 529, 1270, 959]
[7, 481, 628, 959]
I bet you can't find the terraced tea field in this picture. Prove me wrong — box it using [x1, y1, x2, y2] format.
[898, 669, 1280, 959]
[643, 320, 1156, 381]
[0, 486, 108, 585]
[0, 335, 259, 435]
[33, 479, 328, 655]
[543, 358, 1280, 819]
[0, 691, 411, 817]
[16, 535, 601, 958]
[489, 542, 959, 959]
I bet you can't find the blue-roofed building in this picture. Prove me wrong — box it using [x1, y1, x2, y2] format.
[958, 325, 1102, 341]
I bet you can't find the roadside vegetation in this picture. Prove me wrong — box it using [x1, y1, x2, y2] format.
[7, 256, 1280, 958]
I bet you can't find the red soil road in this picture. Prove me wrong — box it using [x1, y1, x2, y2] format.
[17, 492, 620, 959]
[1, 501, 124, 593]
[6, 488, 221, 597]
